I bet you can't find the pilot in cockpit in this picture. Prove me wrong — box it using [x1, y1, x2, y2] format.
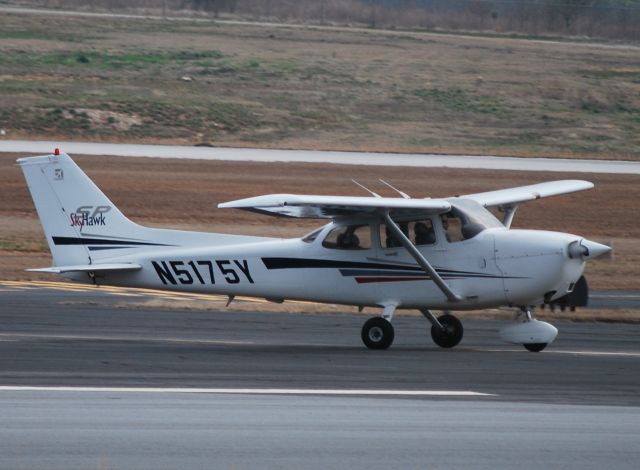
[414, 222, 436, 245]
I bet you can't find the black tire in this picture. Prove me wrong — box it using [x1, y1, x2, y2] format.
[431, 313, 463, 348]
[524, 343, 547, 352]
[361, 317, 395, 350]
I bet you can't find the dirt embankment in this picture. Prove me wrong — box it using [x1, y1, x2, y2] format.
[1, 11, 639, 159]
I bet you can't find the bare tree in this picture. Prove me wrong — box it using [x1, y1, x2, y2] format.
[548, 0, 595, 31]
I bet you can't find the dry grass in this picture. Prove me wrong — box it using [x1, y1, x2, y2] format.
[0, 11, 639, 159]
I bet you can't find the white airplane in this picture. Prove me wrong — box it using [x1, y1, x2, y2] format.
[18, 150, 611, 352]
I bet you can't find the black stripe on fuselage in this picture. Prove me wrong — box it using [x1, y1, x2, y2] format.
[262, 257, 424, 271]
[261, 257, 510, 278]
[262, 258, 492, 276]
[52, 236, 171, 247]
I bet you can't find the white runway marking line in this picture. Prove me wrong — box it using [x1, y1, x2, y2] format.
[0, 386, 495, 397]
[0, 333, 254, 346]
[591, 294, 640, 300]
[482, 348, 640, 357]
[551, 350, 640, 357]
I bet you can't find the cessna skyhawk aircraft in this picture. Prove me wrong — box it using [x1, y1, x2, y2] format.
[19, 150, 611, 352]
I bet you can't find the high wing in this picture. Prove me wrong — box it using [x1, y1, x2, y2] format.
[218, 194, 451, 219]
[461, 180, 593, 208]
[219, 180, 592, 220]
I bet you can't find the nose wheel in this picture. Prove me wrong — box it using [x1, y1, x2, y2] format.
[524, 343, 548, 352]
[499, 307, 557, 352]
[361, 317, 395, 350]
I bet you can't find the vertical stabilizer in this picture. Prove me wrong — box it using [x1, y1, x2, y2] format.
[18, 152, 143, 266]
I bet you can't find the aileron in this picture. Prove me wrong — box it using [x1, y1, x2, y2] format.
[462, 180, 594, 208]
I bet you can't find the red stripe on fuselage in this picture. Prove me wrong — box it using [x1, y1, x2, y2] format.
[355, 277, 428, 284]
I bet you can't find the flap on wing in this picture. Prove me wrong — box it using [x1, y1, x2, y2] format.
[218, 194, 451, 219]
[27, 263, 142, 274]
[462, 180, 594, 208]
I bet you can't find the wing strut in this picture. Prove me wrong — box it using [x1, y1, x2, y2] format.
[498, 204, 519, 228]
[383, 212, 461, 303]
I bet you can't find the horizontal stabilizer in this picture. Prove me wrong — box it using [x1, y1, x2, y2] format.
[27, 263, 142, 274]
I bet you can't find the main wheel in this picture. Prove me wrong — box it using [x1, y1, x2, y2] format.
[361, 317, 395, 350]
[524, 343, 547, 352]
[431, 313, 463, 348]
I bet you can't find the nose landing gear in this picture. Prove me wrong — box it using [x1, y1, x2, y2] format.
[499, 307, 558, 352]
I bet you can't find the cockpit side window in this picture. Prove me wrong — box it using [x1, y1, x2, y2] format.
[413, 220, 436, 245]
[322, 224, 372, 250]
[379, 219, 436, 248]
[441, 213, 465, 243]
[380, 221, 408, 248]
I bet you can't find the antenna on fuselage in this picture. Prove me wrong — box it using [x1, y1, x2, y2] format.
[379, 179, 411, 199]
[352, 179, 381, 198]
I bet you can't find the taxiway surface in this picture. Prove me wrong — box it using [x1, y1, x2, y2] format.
[2, 140, 638, 174]
[1, 286, 639, 405]
[1, 285, 639, 469]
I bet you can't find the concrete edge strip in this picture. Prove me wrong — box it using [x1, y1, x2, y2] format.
[0, 386, 495, 397]
[1, 140, 638, 174]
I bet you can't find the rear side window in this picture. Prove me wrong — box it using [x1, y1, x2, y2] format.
[322, 225, 372, 250]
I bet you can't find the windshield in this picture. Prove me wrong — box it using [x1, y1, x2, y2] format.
[301, 228, 323, 243]
[442, 199, 504, 241]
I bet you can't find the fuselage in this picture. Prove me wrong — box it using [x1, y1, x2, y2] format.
[17, 151, 610, 352]
[66, 222, 587, 311]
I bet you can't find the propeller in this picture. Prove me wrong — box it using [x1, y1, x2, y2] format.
[568, 239, 611, 260]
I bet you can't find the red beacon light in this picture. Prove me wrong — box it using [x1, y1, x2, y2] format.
[54, 148, 60, 156]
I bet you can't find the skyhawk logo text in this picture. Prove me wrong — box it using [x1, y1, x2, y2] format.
[70, 205, 111, 229]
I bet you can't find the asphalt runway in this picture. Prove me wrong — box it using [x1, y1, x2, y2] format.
[1, 285, 639, 469]
[1, 392, 638, 470]
[2, 140, 639, 174]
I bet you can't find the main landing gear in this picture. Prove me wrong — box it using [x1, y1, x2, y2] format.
[361, 317, 395, 350]
[423, 310, 464, 349]
[361, 212, 465, 350]
[360, 306, 464, 350]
